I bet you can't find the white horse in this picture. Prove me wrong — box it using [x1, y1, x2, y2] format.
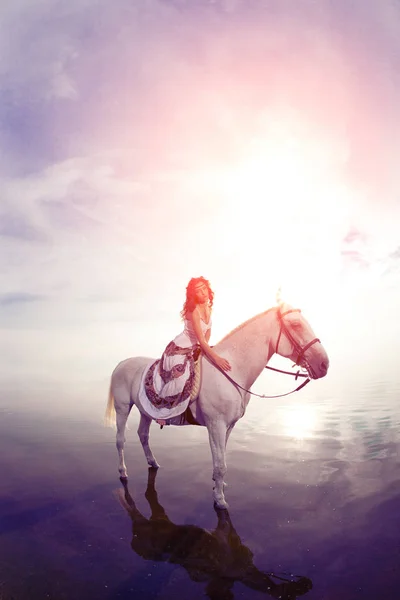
[105, 303, 329, 509]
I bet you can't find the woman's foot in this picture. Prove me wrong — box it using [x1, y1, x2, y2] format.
[156, 419, 166, 427]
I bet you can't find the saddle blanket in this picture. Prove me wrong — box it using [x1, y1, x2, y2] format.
[138, 342, 202, 420]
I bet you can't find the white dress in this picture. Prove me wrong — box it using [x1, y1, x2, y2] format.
[173, 317, 211, 348]
[139, 317, 211, 420]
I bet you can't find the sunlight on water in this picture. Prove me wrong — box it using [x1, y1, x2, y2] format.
[279, 403, 319, 440]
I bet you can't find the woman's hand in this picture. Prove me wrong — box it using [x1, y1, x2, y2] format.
[214, 355, 231, 371]
[189, 309, 231, 371]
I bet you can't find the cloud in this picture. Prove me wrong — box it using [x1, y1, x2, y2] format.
[42, 199, 99, 231]
[380, 246, 400, 278]
[0, 156, 146, 242]
[341, 227, 370, 269]
[0, 1, 81, 101]
[0, 292, 45, 306]
[388, 246, 400, 261]
[1, 0, 400, 184]
[343, 228, 367, 245]
[0, 150, 214, 320]
[338, 221, 400, 286]
[0, 211, 48, 242]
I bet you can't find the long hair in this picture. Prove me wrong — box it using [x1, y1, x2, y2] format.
[180, 276, 214, 320]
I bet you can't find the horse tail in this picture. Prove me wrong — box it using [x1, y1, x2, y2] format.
[104, 379, 116, 428]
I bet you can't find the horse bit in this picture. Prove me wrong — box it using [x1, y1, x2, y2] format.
[220, 307, 321, 400]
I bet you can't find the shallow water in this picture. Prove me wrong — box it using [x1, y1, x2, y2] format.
[1, 370, 400, 600]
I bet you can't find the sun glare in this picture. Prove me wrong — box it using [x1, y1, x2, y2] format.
[280, 403, 319, 440]
[221, 134, 318, 206]
[185, 113, 356, 328]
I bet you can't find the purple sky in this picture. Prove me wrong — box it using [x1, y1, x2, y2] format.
[1, 0, 400, 384]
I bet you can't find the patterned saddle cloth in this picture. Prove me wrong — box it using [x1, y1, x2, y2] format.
[144, 342, 202, 411]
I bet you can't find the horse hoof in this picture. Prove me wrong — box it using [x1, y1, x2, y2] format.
[148, 460, 160, 469]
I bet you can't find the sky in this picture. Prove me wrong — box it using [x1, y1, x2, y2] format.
[1, 0, 400, 389]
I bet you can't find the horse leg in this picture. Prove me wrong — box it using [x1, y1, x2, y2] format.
[225, 423, 235, 448]
[116, 409, 129, 479]
[207, 421, 229, 509]
[138, 413, 160, 469]
[219, 423, 235, 490]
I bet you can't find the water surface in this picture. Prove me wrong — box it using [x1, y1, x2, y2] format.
[1, 372, 399, 599]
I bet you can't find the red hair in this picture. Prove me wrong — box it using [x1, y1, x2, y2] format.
[180, 277, 214, 320]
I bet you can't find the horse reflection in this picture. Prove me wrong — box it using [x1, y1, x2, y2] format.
[117, 468, 312, 600]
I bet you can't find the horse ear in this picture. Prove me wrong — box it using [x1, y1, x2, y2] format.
[276, 286, 283, 306]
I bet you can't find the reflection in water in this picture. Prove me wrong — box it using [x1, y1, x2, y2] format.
[117, 469, 313, 600]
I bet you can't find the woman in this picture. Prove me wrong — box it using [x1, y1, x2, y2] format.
[179, 276, 231, 372]
[148, 277, 231, 426]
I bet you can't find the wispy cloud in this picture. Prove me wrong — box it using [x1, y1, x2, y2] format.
[381, 246, 400, 278]
[341, 227, 370, 269]
[0, 291, 45, 306]
[0, 211, 48, 242]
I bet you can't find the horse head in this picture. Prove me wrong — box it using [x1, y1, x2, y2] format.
[274, 297, 329, 380]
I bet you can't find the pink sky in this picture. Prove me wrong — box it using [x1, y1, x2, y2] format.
[1, 0, 400, 386]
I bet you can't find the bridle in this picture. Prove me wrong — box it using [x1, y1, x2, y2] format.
[275, 307, 321, 371]
[217, 306, 321, 399]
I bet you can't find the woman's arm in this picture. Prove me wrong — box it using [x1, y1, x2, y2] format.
[190, 309, 231, 371]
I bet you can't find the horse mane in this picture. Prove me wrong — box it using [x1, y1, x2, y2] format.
[217, 306, 277, 345]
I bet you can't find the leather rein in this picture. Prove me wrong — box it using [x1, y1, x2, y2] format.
[218, 307, 321, 399]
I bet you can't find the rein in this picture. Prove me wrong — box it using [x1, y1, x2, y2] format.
[219, 366, 311, 399]
[216, 307, 320, 400]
